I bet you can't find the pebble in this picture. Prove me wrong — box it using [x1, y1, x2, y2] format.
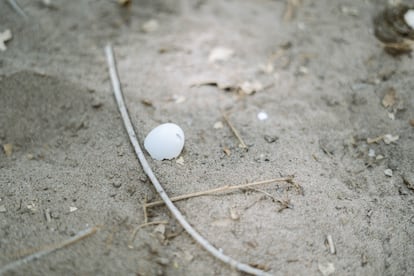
[264, 135, 278, 143]
[384, 169, 393, 177]
[257, 111, 268, 121]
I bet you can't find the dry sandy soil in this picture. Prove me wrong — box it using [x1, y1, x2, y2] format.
[1, 0, 414, 275]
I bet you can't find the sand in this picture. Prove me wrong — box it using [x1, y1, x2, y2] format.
[1, 0, 413, 275]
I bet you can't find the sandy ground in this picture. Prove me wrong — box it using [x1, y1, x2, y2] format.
[1, 0, 414, 275]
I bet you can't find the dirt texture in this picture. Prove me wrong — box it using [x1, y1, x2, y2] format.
[1, 0, 414, 275]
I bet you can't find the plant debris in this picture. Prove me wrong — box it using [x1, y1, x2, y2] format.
[367, 134, 399, 145]
[383, 134, 399, 144]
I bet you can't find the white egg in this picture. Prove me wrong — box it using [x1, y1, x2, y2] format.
[404, 9, 414, 29]
[144, 123, 185, 160]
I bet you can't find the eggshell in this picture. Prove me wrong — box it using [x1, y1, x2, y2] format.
[144, 123, 185, 160]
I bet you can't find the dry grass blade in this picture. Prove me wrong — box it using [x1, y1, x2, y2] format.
[0, 226, 98, 274]
[222, 112, 248, 149]
[105, 44, 271, 276]
[145, 177, 293, 208]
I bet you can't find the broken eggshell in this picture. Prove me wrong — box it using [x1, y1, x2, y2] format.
[144, 123, 185, 160]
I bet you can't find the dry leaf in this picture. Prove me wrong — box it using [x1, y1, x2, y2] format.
[208, 47, 234, 63]
[0, 29, 12, 51]
[382, 87, 397, 108]
[3, 144, 13, 157]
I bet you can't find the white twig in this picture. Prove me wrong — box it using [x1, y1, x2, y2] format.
[0, 226, 97, 275]
[326, 234, 336, 255]
[105, 44, 271, 276]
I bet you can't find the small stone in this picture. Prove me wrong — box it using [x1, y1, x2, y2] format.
[155, 257, 170, 266]
[91, 98, 103, 108]
[176, 156, 185, 165]
[410, 119, 414, 127]
[318, 262, 335, 276]
[213, 121, 223, 129]
[376, 154, 384, 160]
[112, 181, 122, 188]
[264, 135, 278, 143]
[368, 148, 376, 158]
[384, 169, 393, 177]
[257, 111, 268, 121]
[229, 208, 240, 220]
[402, 173, 414, 191]
[27, 154, 34, 160]
[3, 144, 13, 157]
[0, 205, 6, 213]
[69, 206, 78, 212]
[142, 19, 159, 33]
[0, 29, 12, 51]
[208, 47, 234, 63]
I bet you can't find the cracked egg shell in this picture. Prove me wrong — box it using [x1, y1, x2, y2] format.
[144, 123, 185, 160]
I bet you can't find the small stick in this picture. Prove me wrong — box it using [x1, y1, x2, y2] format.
[326, 234, 336, 255]
[283, 0, 301, 22]
[222, 112, 248, 149]
[128, 220, 168, 249]
[105, 44, 271, 276]
[7, 0, 28, 19]
[145, 177, 293, 208]
[143, 195, 148, 224]
[248, 188, 291, 208]
[367, 135, 384, 144]
[0, 226, 98, 274]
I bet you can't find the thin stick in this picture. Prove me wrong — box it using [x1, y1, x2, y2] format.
[105, 44, 271, 276]
[145, 177, 293, 208]
[222, 112, 248, 149]
[7, 0, 28, 19]
[0, 226, 98, 274]
[248, 188, 286, 205]
[143, 195, 148, 224]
